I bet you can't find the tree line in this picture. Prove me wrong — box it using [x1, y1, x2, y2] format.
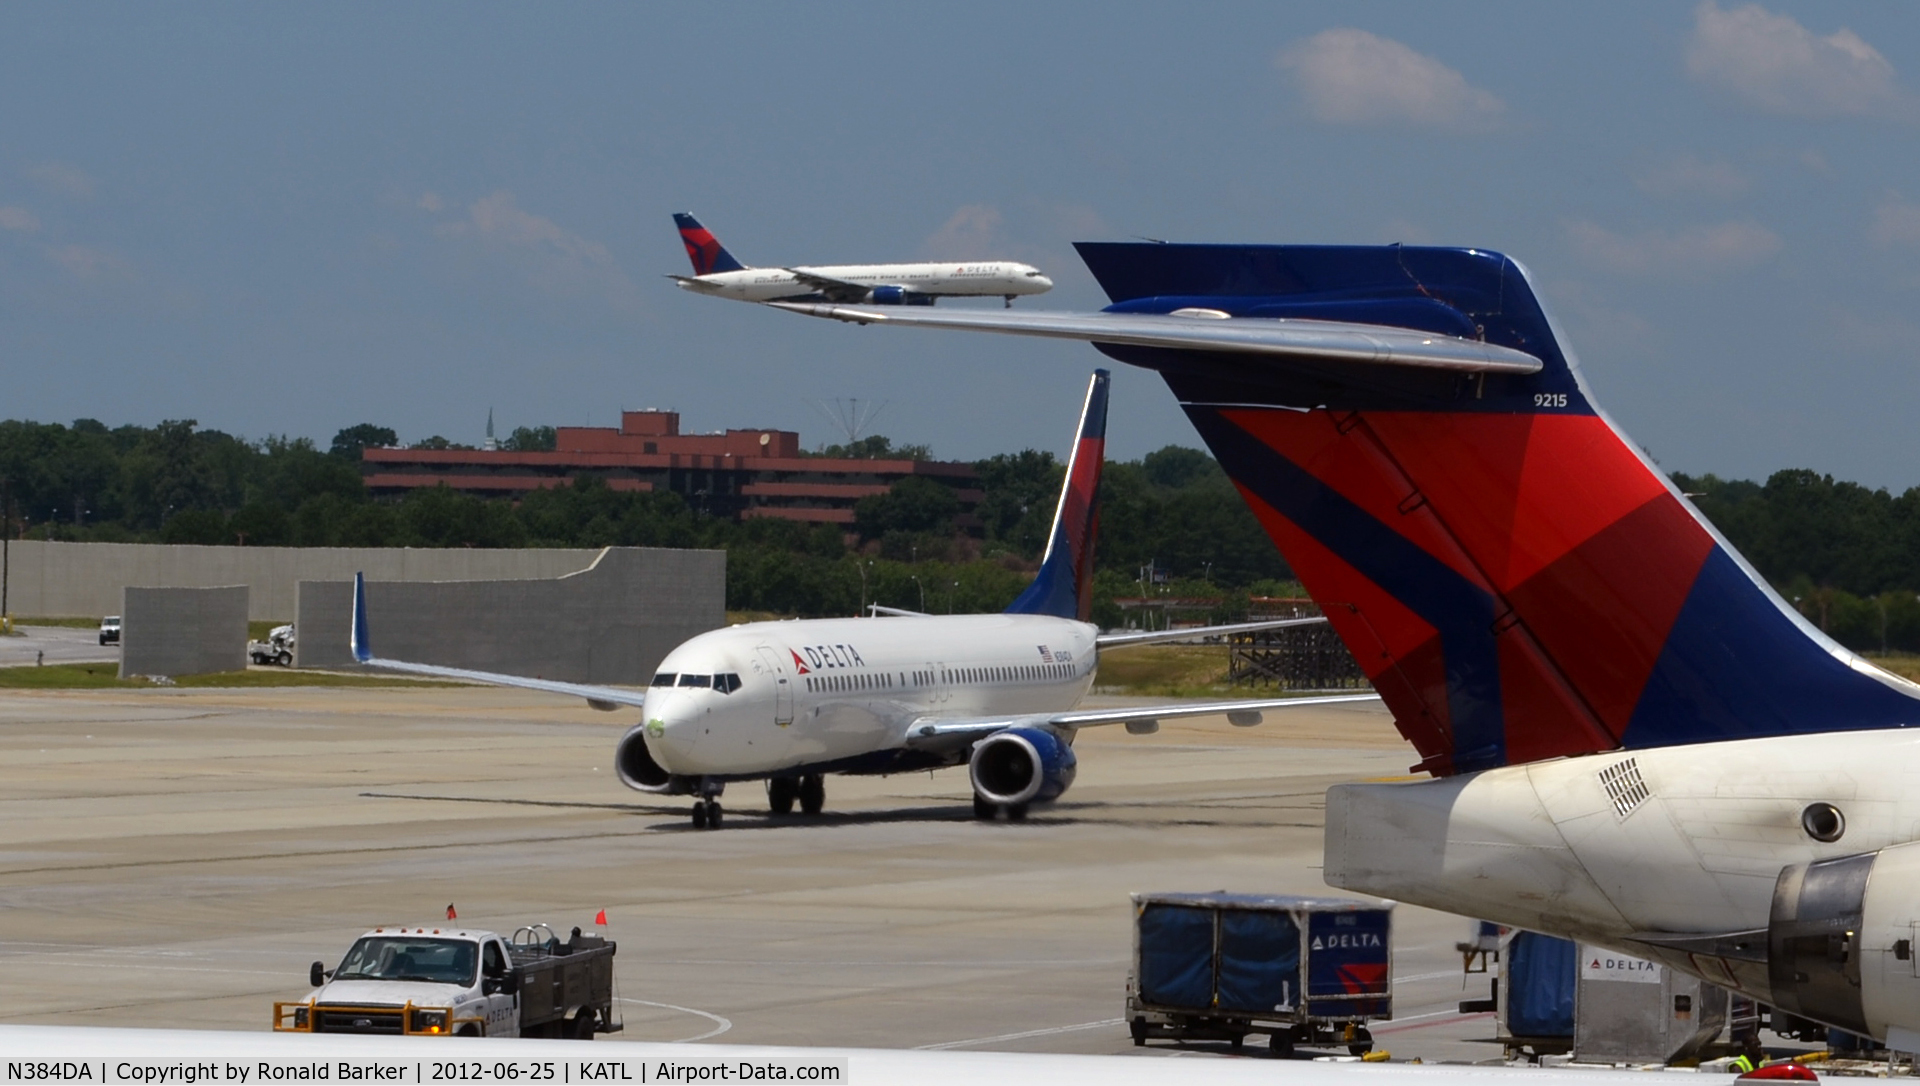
[2, 417, 1914, 649]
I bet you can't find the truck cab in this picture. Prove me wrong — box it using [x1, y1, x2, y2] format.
[275, 924, 616, 1039]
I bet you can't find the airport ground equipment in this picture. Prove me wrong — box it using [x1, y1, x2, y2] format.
[1125, 892, 1392, 1056]
[248, 623, 294, 666]
[274, 924, 618, 1039]
[1495, 931, 1575, 1059]
[98, 615, 119, 645]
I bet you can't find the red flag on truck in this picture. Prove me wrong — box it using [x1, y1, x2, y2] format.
[595, 909, 607, 925]
[446, 904, 457, 920]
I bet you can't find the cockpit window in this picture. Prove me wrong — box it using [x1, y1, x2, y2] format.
[715, 673, 742, 694]
[677, 674, 712, 688]
[650, 673, 677, 687]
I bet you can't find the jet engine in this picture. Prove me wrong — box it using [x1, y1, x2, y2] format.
[864, 285, 935, 306]
[614, 724, 698, 795]
[1768, 837, 1920, 1045]
[968, 726, 1077, 807]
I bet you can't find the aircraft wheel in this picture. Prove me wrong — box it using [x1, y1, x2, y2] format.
[707, 799, 723, 828]
[767, 778, 796, 815]
[972, 794, 995, 820]
[691, 803, 709, 829]
[1006, 803, 1029, 821]
[798, 774, 825, 815]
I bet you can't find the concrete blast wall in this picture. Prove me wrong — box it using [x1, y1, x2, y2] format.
[296, 547, 724, 686]
[121, 585, 249, 678]
[2, 540, 604, 620]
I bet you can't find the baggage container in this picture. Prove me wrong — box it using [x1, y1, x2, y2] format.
[1125, 891, 1392, 1056]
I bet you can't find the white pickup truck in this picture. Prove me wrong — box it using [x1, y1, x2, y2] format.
[274, 924, 618, 1039]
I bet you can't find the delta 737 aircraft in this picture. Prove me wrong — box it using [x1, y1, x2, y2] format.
[771, 239, 1920, 1049]
[351, 369, 1374, 830]
[668, 212, 1053, 308]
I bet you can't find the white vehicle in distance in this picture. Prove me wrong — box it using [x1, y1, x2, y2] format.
[275, 924, 617, 1039]
[98, 615, 120, 645]
[249, 623, 296, 666]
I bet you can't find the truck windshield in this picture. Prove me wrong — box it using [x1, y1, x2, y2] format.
[333, 937, 477, 986]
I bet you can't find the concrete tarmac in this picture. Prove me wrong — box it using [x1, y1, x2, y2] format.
[1, 625, 119, 666]
[0, 685, 1504, 1061]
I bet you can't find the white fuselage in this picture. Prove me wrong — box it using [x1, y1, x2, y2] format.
[677, 261, 1053, 303]
[1325, 729, 1920, 1031]
[640, 613, 1098, 778]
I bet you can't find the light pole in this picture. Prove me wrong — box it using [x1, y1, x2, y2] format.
[910, 574, 925, 612]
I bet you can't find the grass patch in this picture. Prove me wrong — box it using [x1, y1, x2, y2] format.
[1092, 643, 1235, 697]
[0, 662, 464, 690]
[1867, 654, 1920, 682]
[9, 616, 102, 629]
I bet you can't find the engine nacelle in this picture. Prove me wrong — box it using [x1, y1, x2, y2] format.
[614, 724, 699, 795]
[968, 726, 1077, 807]
[864, 285, 934, 306]
[1769, 839, 1920, 1046]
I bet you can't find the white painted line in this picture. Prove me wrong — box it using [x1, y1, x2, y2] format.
[617, 997, 733, 1042]
[915, 1017, 1124, 1050]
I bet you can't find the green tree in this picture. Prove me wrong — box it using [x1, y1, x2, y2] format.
[330, 424, 398, 460]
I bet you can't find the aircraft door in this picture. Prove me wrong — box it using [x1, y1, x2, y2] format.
[928, 662, 949, 705]
[756, 646, 794, 726]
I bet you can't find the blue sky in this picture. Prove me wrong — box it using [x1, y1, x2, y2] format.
[3, 3, 1917, 485]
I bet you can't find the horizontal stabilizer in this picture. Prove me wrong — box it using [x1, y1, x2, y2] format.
[769, 303, 1542, 375]
[1095, 615, 1326, 649]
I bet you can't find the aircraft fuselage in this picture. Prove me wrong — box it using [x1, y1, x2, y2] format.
[676, 261, 1052, 303]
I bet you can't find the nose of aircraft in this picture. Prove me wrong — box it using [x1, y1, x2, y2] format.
[643, 690, 704, 765]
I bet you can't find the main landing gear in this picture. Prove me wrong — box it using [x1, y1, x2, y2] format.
[767, 775, 826, 816]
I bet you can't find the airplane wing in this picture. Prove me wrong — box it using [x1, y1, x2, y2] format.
[783, 267, 877, 303]
[349, 572, 646, 711]
[902, 692, 1381, 754]
[767, 303, 1542, 374]
[1095, 615, 1325, 648]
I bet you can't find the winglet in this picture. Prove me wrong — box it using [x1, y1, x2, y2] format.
[1004, 370, 1109, 622]
[672, 212, 747, 275]
[350, 572, 372, 664]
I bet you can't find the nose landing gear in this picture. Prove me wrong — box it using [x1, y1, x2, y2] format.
[691, 779, 725, 829]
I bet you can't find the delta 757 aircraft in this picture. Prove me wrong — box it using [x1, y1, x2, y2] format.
[668, 212, 1053, 307]
[772, 240, 1920, 1048]
[351, 369, 1374, 830]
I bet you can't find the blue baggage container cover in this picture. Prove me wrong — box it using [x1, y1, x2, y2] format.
[1217, 908, 1301, 1014]
[1507, 931, 1576, 1038]
[1137, 904, 1214, 1009]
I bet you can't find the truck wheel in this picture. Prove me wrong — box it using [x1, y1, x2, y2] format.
[1270, 1029, 1296, 1058]
[457, 1024, 481, 1038]
[1348, 1026, 1373, 1056]
[276, 651, 292, 667]
[1130, 1018, 1148, 1047]
[1230, 1033, 1244, 1051]
[567, 1008, 597, 1039]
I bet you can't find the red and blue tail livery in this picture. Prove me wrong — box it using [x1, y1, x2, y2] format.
[1069, 242, 1920, 774]
[1005, 369, 1110, 623]
[673, 212, 746, 276]
[777, 242, 1920, 776]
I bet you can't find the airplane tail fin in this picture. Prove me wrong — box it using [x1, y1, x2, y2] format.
[673, 212, 747, 275]
[1005, 370, 1110, 623]
[350, 572, 372, 664]
[1070, 241, 1920, 775]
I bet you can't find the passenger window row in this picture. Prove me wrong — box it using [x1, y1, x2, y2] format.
[805, 672, 894, 694]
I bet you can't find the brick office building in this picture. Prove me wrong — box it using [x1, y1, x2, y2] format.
[361, 410, 981, 529]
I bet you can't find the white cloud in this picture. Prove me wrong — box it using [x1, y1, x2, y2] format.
[437, 191, 639, 309]
[1277, 29, 1505, 131]
[1565, 218, 1781, 276]
[26, 161, 95, 198]
[0, 206, 41, 232]
[1635, 155, 1750, 199]
[920, 204, 1005, 261]
[46, 244, 131, 278]
[1871, 193, 1920, 247]
[1686, 2, 1915, 119]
